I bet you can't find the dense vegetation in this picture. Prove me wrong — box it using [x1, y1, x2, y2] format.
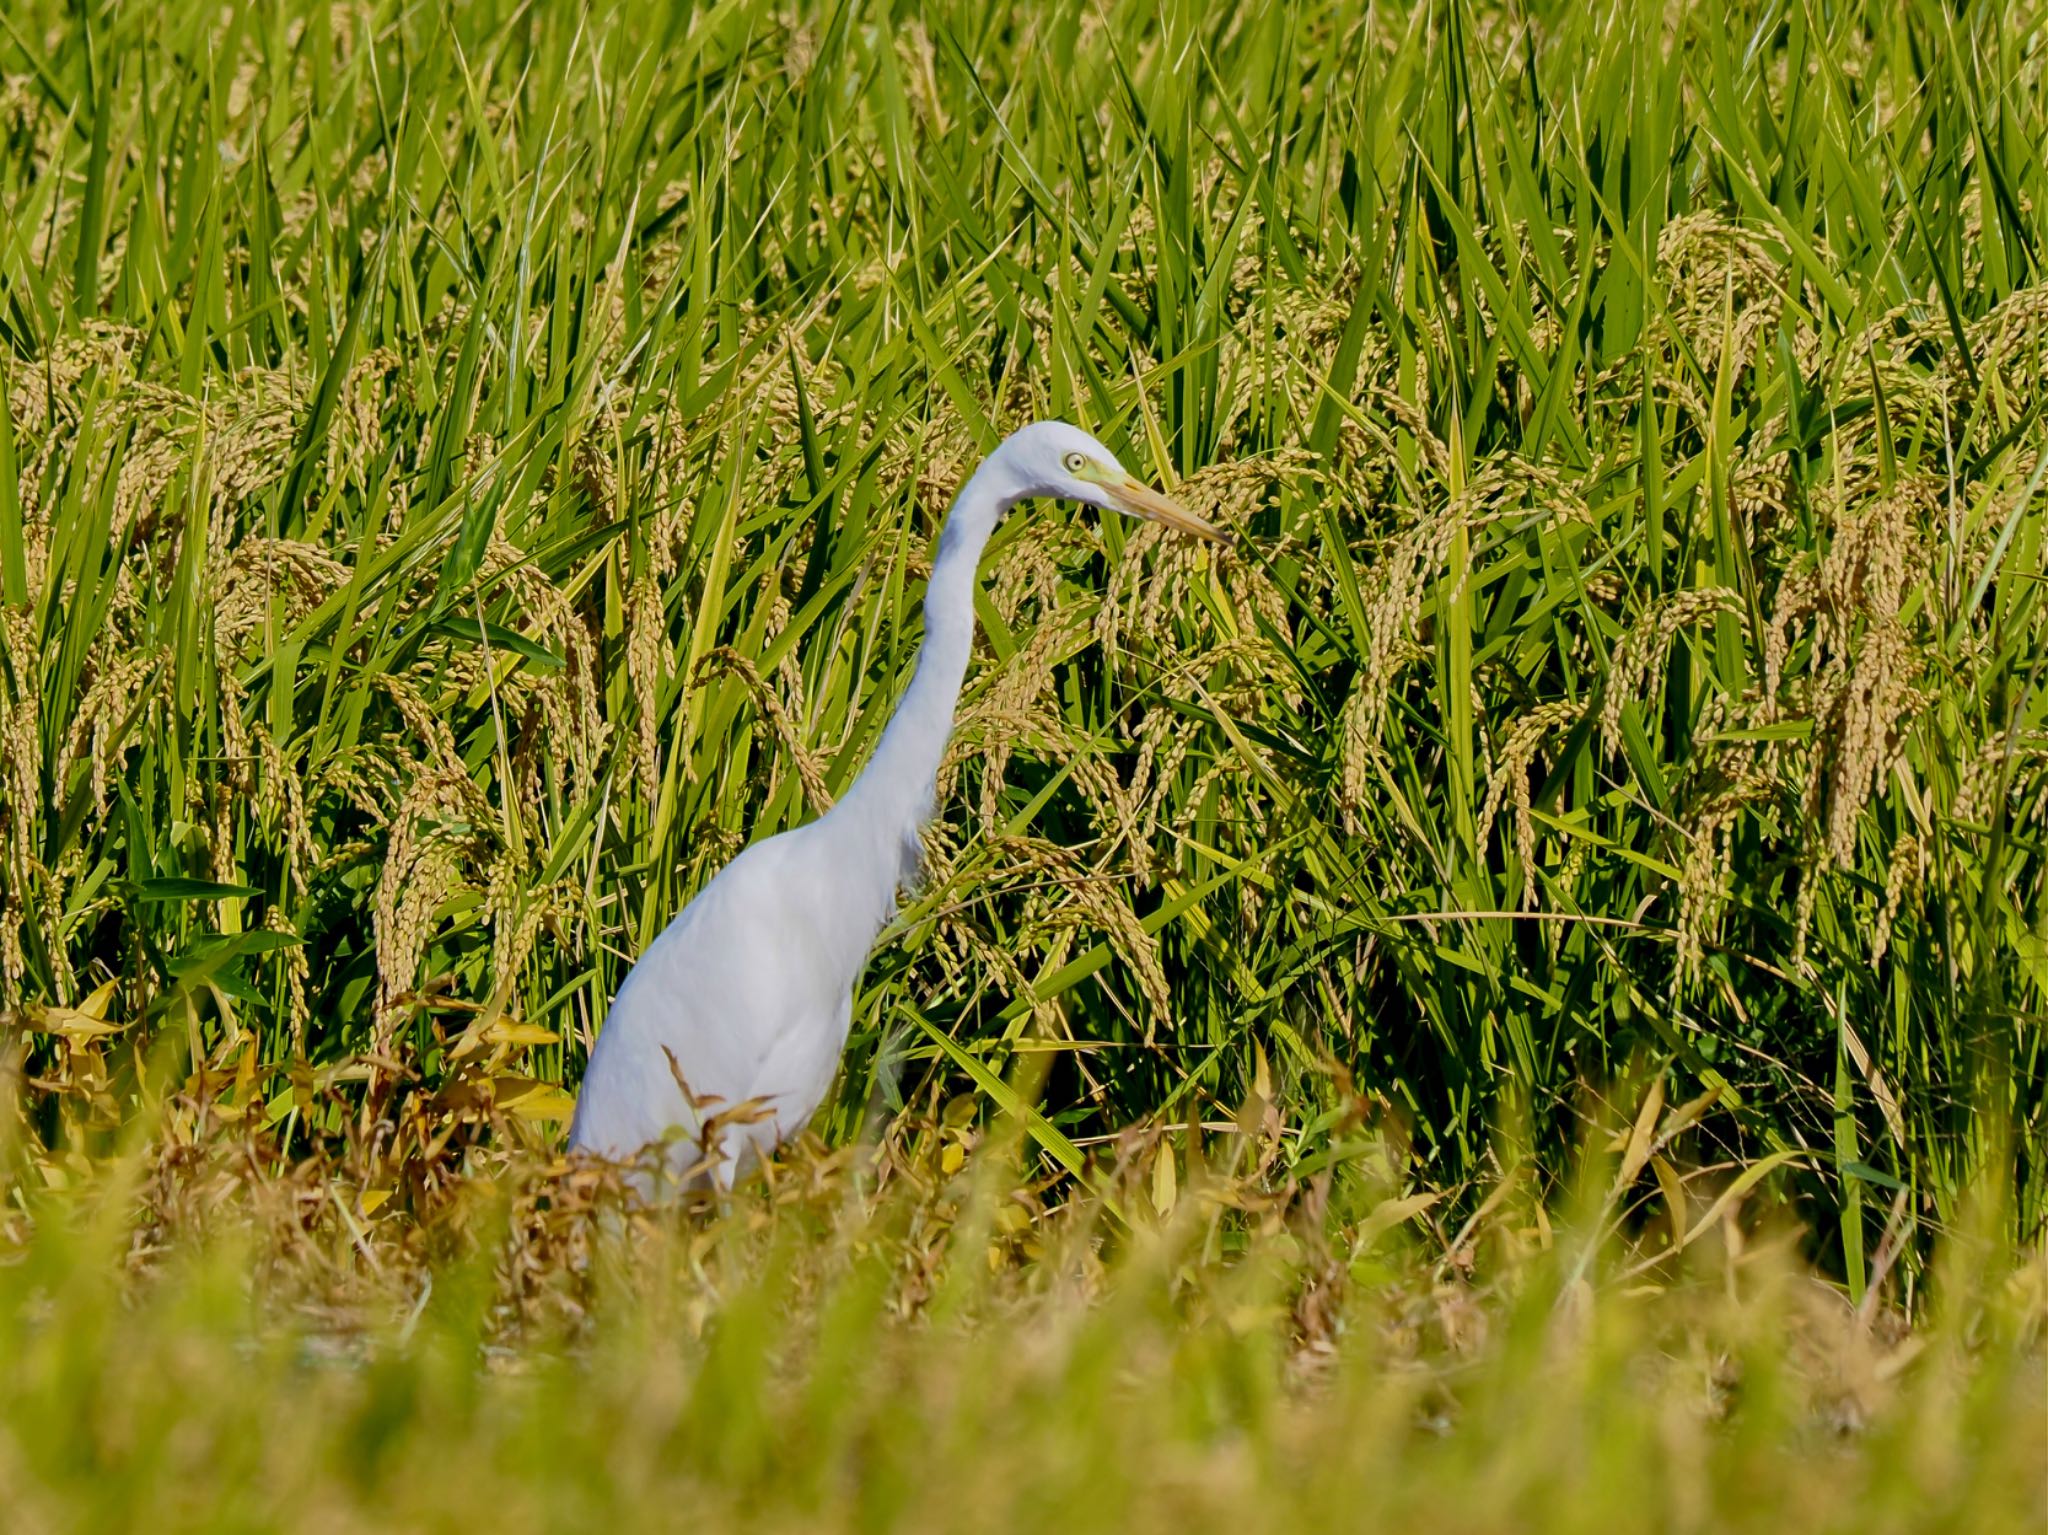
[2, 0, 2045, 1301]
[2, 3, 2044, 1529]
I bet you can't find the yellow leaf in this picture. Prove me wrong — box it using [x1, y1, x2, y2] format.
[36, 978, 126, 1041]
[359, 1188, 392, 1216]
[1673, 1150, 1804, 1253]
[489, 1022, 560, 1048]
[43, 1013, 125, 1041]
[1151, 1141, 1178, 1216]
[508, 1090, 577, 1121]
[1353, 1190, 1442, 1250]
[1614, 1075, 1666, 1195]
[1655, 1084, 1726, 1145]
[1651, 1154, 1689, 1250]
[1253, 1043, 1272, 1103]
[940, 1141, 966, 1175]
[493, 1077, 577, 1121]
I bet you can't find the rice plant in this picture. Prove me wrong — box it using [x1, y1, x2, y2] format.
[1, 0, 2044, 1305]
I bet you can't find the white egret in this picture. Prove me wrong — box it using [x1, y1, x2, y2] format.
[568, 420, 1224, 1185]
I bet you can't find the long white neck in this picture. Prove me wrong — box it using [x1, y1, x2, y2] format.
[822, 454, 1017, 888]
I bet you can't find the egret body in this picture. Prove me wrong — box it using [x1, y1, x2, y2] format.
[569, 421, 1223, 1183]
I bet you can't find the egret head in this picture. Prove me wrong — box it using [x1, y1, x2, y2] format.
[995, 420, 1227, 544]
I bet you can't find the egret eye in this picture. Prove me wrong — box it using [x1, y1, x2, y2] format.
[1063, 451, 1088, 473]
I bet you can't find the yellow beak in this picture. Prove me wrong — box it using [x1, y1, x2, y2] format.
[1098, 473, 1229, 544]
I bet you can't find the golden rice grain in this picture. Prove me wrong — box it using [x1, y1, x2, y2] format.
[1477, 699, 1581, 909]
[1599, 588, 1744, 758]
[695, 646, 833, 815]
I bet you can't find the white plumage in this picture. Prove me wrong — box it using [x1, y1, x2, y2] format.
[569, 420, 1224, 1185]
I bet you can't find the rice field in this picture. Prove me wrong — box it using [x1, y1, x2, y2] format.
[2, 0, 2045, 1526]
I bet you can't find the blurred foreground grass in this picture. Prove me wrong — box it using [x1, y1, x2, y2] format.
[2, 1117, 2043, 1534]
